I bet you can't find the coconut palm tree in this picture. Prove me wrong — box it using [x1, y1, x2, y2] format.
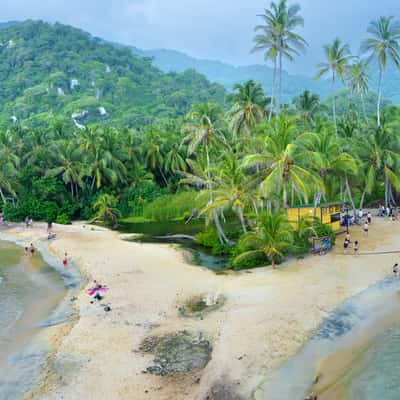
[346, 58, 371, 123]
[181, 103, 231, 244]
[361, 16, 400, 127]
[0, 144, 19, 204]
[202, 152, 256, 234]
[243, 115, 323, 209]
[316, 38, 352, 135]
[93, 194, 121, 225]
[292, 90, 321, 126]
[226, 80, 267, 137]
[252, 0, 307, 117]
[358, 119, 400, 208]
[233, 211, 293, 268]
[46, 140, 85, 199]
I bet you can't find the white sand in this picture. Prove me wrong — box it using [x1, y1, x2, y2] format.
[1, 217, 399, 400]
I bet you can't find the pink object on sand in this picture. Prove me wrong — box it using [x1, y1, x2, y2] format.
[87, 286, 109, 296]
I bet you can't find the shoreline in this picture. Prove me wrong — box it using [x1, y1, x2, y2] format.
[1, 218, 399, 400]
[0, 225, 83, 400]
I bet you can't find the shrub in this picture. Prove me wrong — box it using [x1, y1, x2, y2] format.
[56, 214, 71, 225]
[141, 191, 203, 222]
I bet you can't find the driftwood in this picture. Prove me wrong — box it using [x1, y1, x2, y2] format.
[154, 234, 196, 241]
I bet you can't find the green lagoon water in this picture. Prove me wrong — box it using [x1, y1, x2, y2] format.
[0, 240, 67, 400]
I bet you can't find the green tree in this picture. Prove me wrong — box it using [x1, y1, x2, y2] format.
[93, 194, 121, 224]
[233, 211, 293, 268]
[292, 90, 321, 126]
[316, 38, 351, 135]
[361, 16, 400, 127]
[226, 80, 267, 137]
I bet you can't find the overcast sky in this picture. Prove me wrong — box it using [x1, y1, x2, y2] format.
[2, 0, 399, 75]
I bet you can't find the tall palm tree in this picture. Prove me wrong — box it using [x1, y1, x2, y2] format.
[233, 211, 293, 269]
[292, 90, 321, 126]
[252, 0, 307, 117]
[46, 140, 85, 199]
[0, 144, 19, 204]
[316, 38, 351, 135]
[226, 80, 267, 137]
[361, 16, 400, 127]
[181, 103, 231, 244]
[244, 115, 323, 209]
[346, 58, 371, 123]
[202, 152, 255, 234]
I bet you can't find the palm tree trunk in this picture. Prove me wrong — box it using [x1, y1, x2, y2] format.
[0, 187, 6, 205]
[332, 73, 338, 136]
[377, 68, 383, 127]
[361, 93, 368, 124]
[268, 57, 277, 121]
[345, 175, 356, 216]
[158, 166, 168, 186]
[278, 51, 283, 115]
[359, 189, 366, 209]
[205, 140, 231, 245]
[291, 183, 294, 208]
[384, 172, 389, 209]
[70, 182, 74, 200]
[389, 183, 397, 206]
[238, 208, 247, 234]
[282, 182, 287, 209]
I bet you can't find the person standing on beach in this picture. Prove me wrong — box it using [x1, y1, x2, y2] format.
[25, 216, 29, 228]
[62, 252, 68, 268]
[354, 240, 359, 255]
[364, 222, 369, 236]
[344, 238, 350, 254]
[367, 212, 372, 225]
[393, 263, 399, 277]
[29, 243, 35, 256]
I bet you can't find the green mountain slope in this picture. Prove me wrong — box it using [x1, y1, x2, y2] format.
[0, 21, 226, 129]
[132, 48, 400, 104]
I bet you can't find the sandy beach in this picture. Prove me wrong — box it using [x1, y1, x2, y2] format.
[1, 217, 400, 400]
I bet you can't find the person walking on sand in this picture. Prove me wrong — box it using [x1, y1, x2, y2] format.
[354, 240, 359, 255]
[364, 222, 369, 236]
[62, 252, 68, 268]
[367, 212, 372, 225]
[393, 263, 399, 277]
[343, 238, 350, 254]
[29, 243, 35, 256]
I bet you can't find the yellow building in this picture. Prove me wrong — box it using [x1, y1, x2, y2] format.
[287, 202, 342, 232]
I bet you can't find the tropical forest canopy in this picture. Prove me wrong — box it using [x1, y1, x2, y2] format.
[1, 3, 400, 269]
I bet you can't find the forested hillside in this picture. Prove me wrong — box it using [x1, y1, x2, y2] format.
[0, 20, 225, 129]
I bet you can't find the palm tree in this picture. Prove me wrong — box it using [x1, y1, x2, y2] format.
[346, 58, 371, 123]
[164, 145, 188, 175]
[181, 103, 231, 244]
[361, 16, 400, 127]
[202, 152, 256, 234]
[233, 211, 293, 268]
[0, 144, 19, 204]
[244, 115, 323, 209]
[46, 140, 85, 199]
[292, 90, 321, 126]
[252, 0, 307, 117]
[93, 194, 121, 225]
[358, 119, 400, 208]
[226, 80, 267, 137]
[316, 38, 352, 135]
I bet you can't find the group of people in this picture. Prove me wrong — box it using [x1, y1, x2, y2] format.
[378, 205, 399, 221]
[24, 243, 36, 256]
[343, 233, 359, 255]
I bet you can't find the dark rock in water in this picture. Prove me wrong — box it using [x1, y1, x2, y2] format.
[142, 331, 212, 376]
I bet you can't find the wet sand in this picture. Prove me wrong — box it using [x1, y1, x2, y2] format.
[0, 217, 399, 400]
[0, 241, 67, 400]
